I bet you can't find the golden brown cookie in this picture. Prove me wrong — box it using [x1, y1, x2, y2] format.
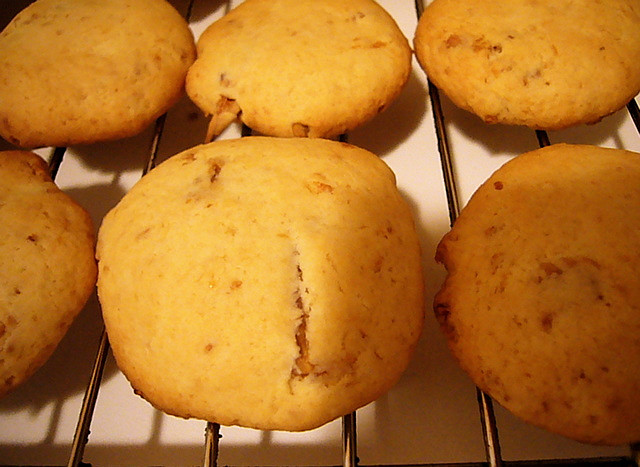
[414, 0, 640, 130]
[0, 0, 196, 148]
[186, 0, 412, 140]
[434, 144, 640, 445]
[0, 150, 97, 398]
[96, 136, 424, 431]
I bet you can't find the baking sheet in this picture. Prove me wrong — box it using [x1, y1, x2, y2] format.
[0, 0, 638, 465]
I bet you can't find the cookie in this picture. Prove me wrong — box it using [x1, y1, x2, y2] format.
[96, 136, 424, 431]
[414, 0, 640, 130]
[0, 150, 97, 398]
[186, 0, 412, 140]
[434, 144, 640, 445]
[0, 0, 196, 148]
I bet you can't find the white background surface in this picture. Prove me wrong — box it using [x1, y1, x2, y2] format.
[0, 0, 639, 465]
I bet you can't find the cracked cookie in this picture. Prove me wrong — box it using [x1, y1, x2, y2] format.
[413, 0, 640, 130]
[0, 150, 96, 398]
[0, 0, 196, 148]
[96, 136, 424, 431]
[185, 0, 412, 140]
[434, 143, 640, 445]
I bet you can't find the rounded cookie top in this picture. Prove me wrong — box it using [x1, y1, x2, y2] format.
[414, 0, 640, 130]
[0, 150, 97, 398]
[186, 0, 412, 140]
[96, 136, 424, 431]
[0, 0, 196, 148]
[434, 143, 640, 445]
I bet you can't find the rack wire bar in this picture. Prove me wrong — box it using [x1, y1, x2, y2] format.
[414, 2, 504, 465]
[203, 422, 221, 467]
[48, 146, 67, 179]
[67, 330, 110, 467]
[476, 391, 503, 467]
[65, 109, 168, 466]
[413, 0, 459, 225]
[628, 98, 640, 133]
[426, 77, 462, 224]
[43, 142, 94, 467]
[146, 113, 167, 173]
[535, 130, 550, 148]
[426, 63, 505, 467]
[343, 412, 359, 467]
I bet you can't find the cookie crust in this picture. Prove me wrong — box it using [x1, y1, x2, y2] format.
[435, 144, 640, 445]
[0, 0, 196, 148]
[97, 137, 424, 431]
[0, 150, 97, 398]
[414, 0, 640, 130]
[186, 0, 412, 139]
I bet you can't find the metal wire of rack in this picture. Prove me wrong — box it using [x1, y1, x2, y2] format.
[6, 0, 640, 465]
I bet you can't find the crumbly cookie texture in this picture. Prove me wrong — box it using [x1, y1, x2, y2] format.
[414, 0, 640, 130]
[97, 137, 424, 431]
[0, 150, 97, 398]
[434, 144, 640, 445]
[186, 0, 412, 140]
[0, 0, 196, 148]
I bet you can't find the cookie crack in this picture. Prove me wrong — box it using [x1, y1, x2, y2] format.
[291, 249, 314, 380]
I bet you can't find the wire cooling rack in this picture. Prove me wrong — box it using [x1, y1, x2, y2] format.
[1, 0, 639, 465]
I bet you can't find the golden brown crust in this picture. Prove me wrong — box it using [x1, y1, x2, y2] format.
[186, 0, 411, 139]
[434, 144, 640, 445]
[97, 137, 424, 431]
[0, 0, 196, 148]
[414, 0, 640, 130]
[0, 150, 97, 398]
